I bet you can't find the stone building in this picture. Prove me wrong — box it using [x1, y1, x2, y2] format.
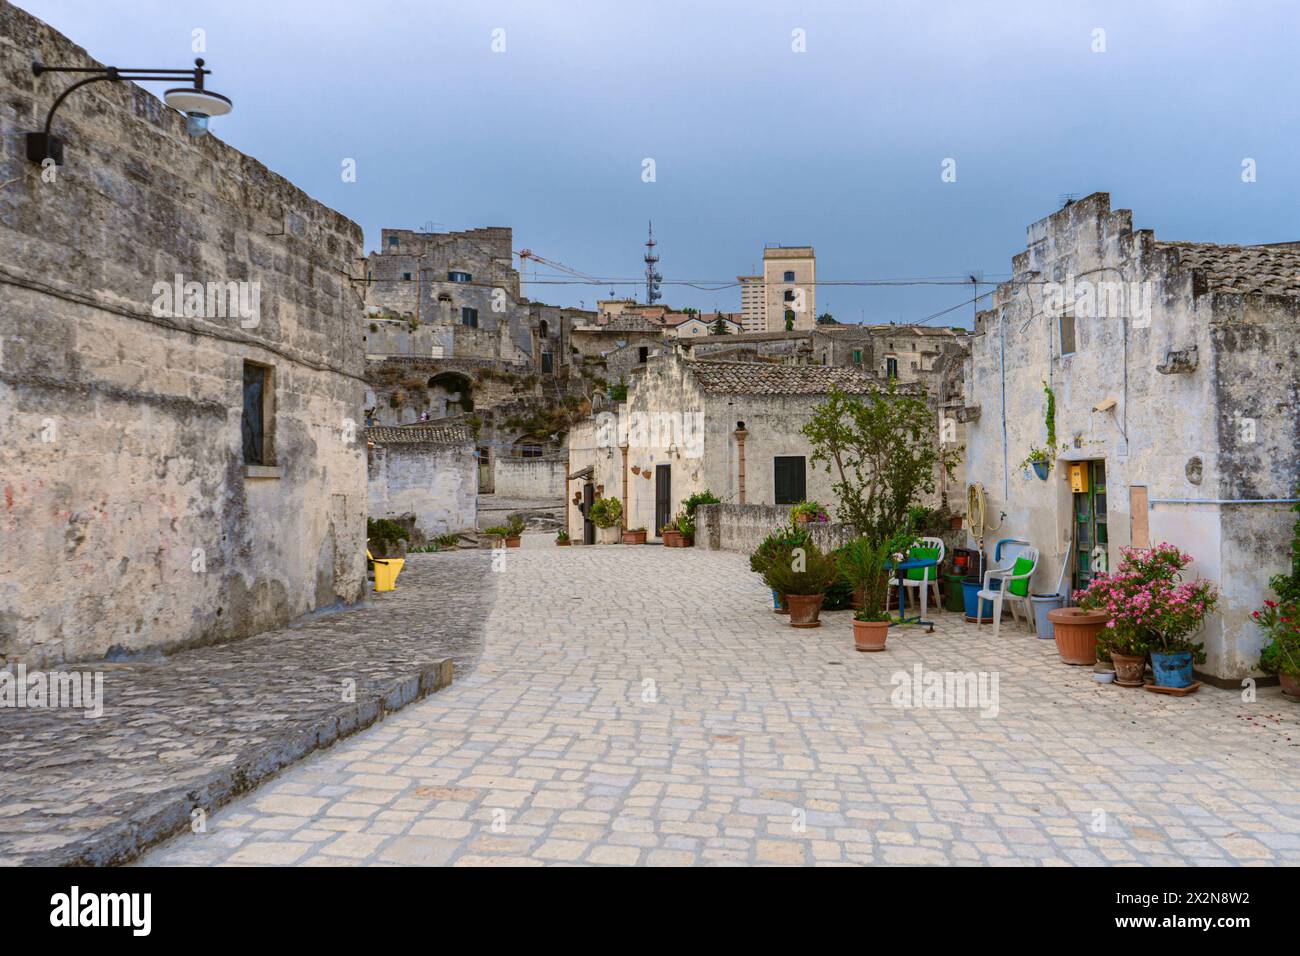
[0, 2, 366, 666]
[665, 312, 744, 337]
[677, 330, 815, 364]
[565, 352, 891, 542]
[762, 245, 817, 331]
[963, 192, 1300, 682]
[366, 424, 477, 539]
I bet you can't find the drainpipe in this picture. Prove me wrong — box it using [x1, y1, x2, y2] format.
[734, 425, 749, 504]
[619, 442, 629, 529]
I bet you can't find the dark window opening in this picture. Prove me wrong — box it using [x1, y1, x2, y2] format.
[387, 236, 398, 247]
[402, 272, 412, 281]
[461, 307, 479, 328]
[539, 320, 549, 338]
[783, 290, 795, 302]
[242, 362, 268, 465]
[774, 456, 806, 505]
[851, 349, 862, 366]
[886, 357, 898, 379]
[541, 352, 553, 374]
[783, 270, 795, 282]
[638, 346, 649, 363]
[448, 270, 472, 283]
[1059, 312, 1077, 355]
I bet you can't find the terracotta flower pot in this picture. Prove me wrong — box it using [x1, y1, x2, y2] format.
[852, 619, 889, 651]
[1111, 651, 1147, 687]
[622, 530, 646, 545]
[1046, 607, 1109, 665]
[661, 529, 683, 547]
[505, 536, 521, 548]
[1280, 671, 1300, 699]
[786, 593, 825, 628]
[556, 539, 570, 547]
[794, 514, 811, 526]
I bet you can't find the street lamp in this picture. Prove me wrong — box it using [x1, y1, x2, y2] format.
[26, 57, 232, 164]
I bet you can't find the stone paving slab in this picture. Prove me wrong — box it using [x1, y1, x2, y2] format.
[0, 551, 492, 866]
[140, 546, 1300, 867]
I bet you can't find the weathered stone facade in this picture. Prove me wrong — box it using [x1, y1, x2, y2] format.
[0, 2, 367, 666]
[366, 425, 477, 538]
[963, 192, 1300, 681]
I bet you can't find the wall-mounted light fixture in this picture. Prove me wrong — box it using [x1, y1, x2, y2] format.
[27, 57, 232, 164]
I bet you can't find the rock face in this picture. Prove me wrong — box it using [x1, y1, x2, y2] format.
[0, 1, 367, 666]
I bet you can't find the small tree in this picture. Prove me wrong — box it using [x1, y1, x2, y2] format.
[784, 309, 795, 331]
[709, 316, 731, 335]
[802, 384, 959, 544]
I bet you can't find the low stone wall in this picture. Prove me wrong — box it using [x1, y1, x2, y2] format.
[493, 455, 566, 499]
[694, 504, 859, 555]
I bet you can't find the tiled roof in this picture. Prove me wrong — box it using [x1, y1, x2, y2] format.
[366, 423, 474, 445]
[687, 360, 879, 395]
[1159, 242, 1300, 297]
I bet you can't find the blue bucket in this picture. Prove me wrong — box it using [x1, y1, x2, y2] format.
[962, 577, 993, 622]
[1150, 651, 1193, 688]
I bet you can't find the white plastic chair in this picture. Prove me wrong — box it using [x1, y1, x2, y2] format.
[977, 546, 1039, 637]
[888, 537, 946, 619]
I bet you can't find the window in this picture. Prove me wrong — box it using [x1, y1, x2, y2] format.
[638, 346, 648, 363]
[783, 270, 795, 282]
[402, 272, 412, 281]
[242, 362, 271, 465]
[783, 290, 795, 302]
[448, 270, 472, 283]
[387, 236, 398, 247]
[851, 349, 862, 366]
[519, 443, 544, 458]
[541, 352, 553, 374]
[461, 307, 479, 328]
[886, 357, 898, 379]
[773, 456, 807, 505]
[1059, 311, 1077, 355]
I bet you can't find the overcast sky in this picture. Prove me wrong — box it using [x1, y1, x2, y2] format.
[18, 0, 1300, 324]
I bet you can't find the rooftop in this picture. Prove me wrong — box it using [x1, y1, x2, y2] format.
[365, 423, 475, 445]
[687, 360, 879, 395]
[1158, 241, 1300, 297]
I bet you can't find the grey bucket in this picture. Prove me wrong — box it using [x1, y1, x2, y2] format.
[1030, 593, 1065, 639]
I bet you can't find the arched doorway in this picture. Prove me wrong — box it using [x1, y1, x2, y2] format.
[426, 372, 474, 418]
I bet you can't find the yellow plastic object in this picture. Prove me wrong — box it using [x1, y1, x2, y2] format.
[367, 549, 404, 592]
[1068, 462, 1089, 493]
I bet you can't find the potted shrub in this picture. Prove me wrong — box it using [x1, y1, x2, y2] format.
[763, 542, 839, 628]
[555, 529, 571, 547]
[750, 525, 810, 614]
[660, 522, 683, 548]
[366, 517, 409, 559]
[674, 511, 696, 546]
[840, 537, 896, 651]
[484, 516, 524, 548]
[588, 497, 623, 544]
[1073, 543, 1215, 686]
[789, 500, 830, 527]
[623, 526, 647, 545]
[1255, 601, 1300, 698]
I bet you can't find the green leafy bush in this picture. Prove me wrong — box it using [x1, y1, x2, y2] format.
[589, 497, 623, 529]
[763, 542, 839, 597]
[681, 490, 721, 518]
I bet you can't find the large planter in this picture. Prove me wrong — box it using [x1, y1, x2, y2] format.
[1111, 651, 1147, 687]
[1281, 671, 1300, 699]
[1046, 607, 1109, 665]
[786, 593, 825, 628]
[853, 619, 889, 652]
[596, 525, 621, 544]
[622, 529, 647, 545]
[1150, 650, 1194, 689]
[505, 536, 521, 548]
[661, 529, 684, 547]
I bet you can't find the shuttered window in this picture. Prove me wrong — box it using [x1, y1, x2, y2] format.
[773, 456, 806, 505]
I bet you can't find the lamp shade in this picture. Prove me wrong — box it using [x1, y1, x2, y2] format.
[163, 87, 233, 117]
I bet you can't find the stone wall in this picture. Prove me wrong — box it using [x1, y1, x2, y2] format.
[694, 504, 858, 554]
[367, 443, 477, 537]
[493, 456, 566, 499]
[0, 2, 367, 666]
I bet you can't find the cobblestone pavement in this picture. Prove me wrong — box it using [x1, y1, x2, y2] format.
[141, 546, 1300, 867]
[0, 551, 491, 866]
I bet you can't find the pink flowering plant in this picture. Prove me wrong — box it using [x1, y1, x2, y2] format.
[1073, 543, 1218, 663]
